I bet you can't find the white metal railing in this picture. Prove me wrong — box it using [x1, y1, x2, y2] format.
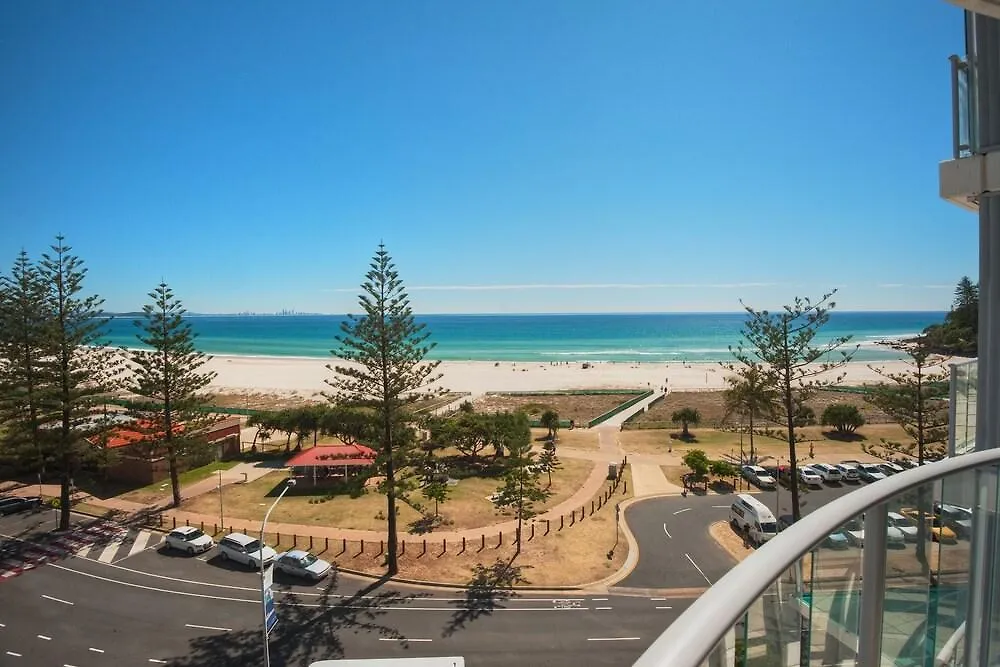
[632, 447, 1000, 667]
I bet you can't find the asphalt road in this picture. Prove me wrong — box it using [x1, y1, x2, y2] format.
[0, 510, 691, 667]
[616, 479, 867, 591]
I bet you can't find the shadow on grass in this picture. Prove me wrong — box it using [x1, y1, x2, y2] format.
[166, 571, 429, 666]
[669, 432, 698, 443]
[821, 430, 866, 442]
[442, 558, 529, 638]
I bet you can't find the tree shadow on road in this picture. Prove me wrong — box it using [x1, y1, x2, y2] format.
[166, 571, 429, 666]
[441, 558, 528, 638]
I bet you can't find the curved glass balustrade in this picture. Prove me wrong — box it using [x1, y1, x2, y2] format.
[632, 448, 1000, 667]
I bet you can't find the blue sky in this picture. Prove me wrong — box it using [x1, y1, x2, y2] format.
[0, 1, 974, 314]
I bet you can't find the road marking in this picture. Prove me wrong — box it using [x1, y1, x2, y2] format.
[712, 505, 729, 509]
[684, 553, 713, 585]
[98, 538, 124, 563]
[650, 597, 667, 601]
[656, 606, 673, 610]
[587, 637, 640, 642]
[75, 544, 93, 558]
[149, 660, 168, 664]
[37, 634, 52, 640]
[89, 647, 104, 653]
[595, 606, 612, 610]
[672, 508, 691, 515]
[662, 523, 672, 539]
[42, 594, 73, 605]
[379, 638, 433, 642]
[185, 623, 232, 632]
[127, 531, 152, 558]
[591, 598, 608, 601]
[0, 622, 5, 627]
[6, 651, 21, 657]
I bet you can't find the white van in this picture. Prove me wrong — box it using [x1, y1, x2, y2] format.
[730, 493, 778, 546]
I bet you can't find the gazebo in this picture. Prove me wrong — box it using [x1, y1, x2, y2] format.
[286, 444, 377, 486]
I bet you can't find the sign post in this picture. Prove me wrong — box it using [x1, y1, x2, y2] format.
[263, 564, 278, 636]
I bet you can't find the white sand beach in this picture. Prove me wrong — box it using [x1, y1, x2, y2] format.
[201, 354, 962, 398]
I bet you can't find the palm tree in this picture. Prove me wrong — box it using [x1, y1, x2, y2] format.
[723, 363, 778, 464]
[671, 407, 701, 439]
[539, 409, 560, 442]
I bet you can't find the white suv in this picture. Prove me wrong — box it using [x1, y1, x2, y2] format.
[217, 533, 277, 570]
[809, 463, 843, 483]
[165, 526, 215, 555]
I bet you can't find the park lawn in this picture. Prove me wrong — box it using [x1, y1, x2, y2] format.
[539, 428, 600, 450]
[320, 466, 635, 587]
[435, 457, 596, 530]
[118, 461, 240, 505]
[181, 471, 422, 531]
[620, 425, 914, 461]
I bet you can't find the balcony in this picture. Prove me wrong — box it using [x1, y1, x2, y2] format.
[945, 1, 1000, 22]
[940, 55, 985, 212]
[632, 448, 1000, 667]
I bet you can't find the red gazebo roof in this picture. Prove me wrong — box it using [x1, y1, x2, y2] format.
[286, 444, 377, 468]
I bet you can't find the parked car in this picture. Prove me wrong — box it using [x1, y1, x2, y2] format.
[217, 533, 277, 570]
[741, 465, 775, 489]
[0, 496, 42, 516]
[842, 517, 906, 548]
[878, 462, 906, 477]
[834, 463, 861, 482]
[165, 526, 215, 555]
[934, 503, 973, 539]
[900, 508, 959, 543]
[798, 466, 824, 487]
[778, 514, 850, 549]
[274, 550, 333, 581]
[858, 464, 888, 483]
[809, 463, 843, 483]
[887, 512, 919, 542]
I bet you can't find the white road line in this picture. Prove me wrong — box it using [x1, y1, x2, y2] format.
[672, 508, 691, 515]
[37, 634, 51, 640]
[185, 623, 232, 632]
[6, 650, 21, 657]
[127, 531, 152, 558]
[650, 597, 667, 601]
[684, 553, 713, 585]
[42, 594, 73, 605]
[98, 538, 124, 563]
[591, 598, 608, 601]
[75, 544, 92, 559]
[712, 505, 729, 508]
[662, 523, 672, 539]
[595, 606, 612, 610]
[64, 663, 79, 667]
[0, 622, 5, 627]
[587, 637, 640, 642]
[89, 647, 104, 653]
[149, 660, 169, 664]
[656, 606, 673, 610]
[379, 638, 433, 642]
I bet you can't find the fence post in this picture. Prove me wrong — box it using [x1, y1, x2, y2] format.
[529, 523, 535, 541]
[276, 532, 281, 546]
[200, 521, 204, 532]
[213, 523, 217, 535]
[185, 518, 189, 527]
[480, 534, 485, 552]
[559, 516, 564, 531]
[338, 538, 346, 556]
[570, 510, 576, 526]
[376, 540, 384, 558]
[441, 538, 446, 556]
[591, 500, 595, 514]
[401, 540, 405, 556]
[420, 539, 427, 558]
[461, 537, 466, 554]
[359, 539, 365, 557]
[309, 535, 313, 551]
[545, 519, 550, 536]
[623, 480, 627, 494]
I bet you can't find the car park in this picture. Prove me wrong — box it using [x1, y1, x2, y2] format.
[217, 532, 277, 570]
[798, 466, 824, 487]
[842, 517, 906, 547]
[809, 463, 843, 483]
[878, 462, 906, 477]
[935, 503, 973, 539]
[741, 465, 775, 489]
[0, 496, 42, 516]
[778, 514, 850, 549]
[900, 508, 959, 543]
[834, 463, 860, 482]
[165, 526, 215, 554]
[274, 550, 333, 581]
[887, 512, 919, 542]
[858, 464, 888, 483]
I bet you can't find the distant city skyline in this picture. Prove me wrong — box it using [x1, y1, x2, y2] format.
[0, 1, 976, 315]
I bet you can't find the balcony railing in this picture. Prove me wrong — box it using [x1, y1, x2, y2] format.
[951, 54, 977, 159]
[632, 447, 1000, 667]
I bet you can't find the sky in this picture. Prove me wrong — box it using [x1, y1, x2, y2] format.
[0, 1, 976, 314]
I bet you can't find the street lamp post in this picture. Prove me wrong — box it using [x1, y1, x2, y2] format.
[260, 478, 295, 667]
[218, 470, 224, 529]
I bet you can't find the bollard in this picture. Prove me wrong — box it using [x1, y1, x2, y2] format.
[581, 505, 585, 519]
[420, 539, 427, 558]
[401, 540, 406, 556]
[439, 538, 446, 557]
[479, 534, 485, 552]
[359, 539, 365, 557]
[376, 540, 384, 558]
[292, 534, 297, 548]
[276, 532, 281, 546]
[544, 519, 550, 536]
[213, 523, 217, 535]
[338, 538, 346, 557]
[623, 480, 627, 494]
[324, 536, 329, 553]
[460, 537, 466, 554]
[559, 515, 564, 531]
[200, 521, 204, 532]
[597, 495, 602, 510]
[309, 535, 313, 551]
[495, 531, 502, 548]
[570, 510, 576, 526]
[529, 523, 535, 541]
[591, 500, 595, 514]
[185, 518, 189, 527]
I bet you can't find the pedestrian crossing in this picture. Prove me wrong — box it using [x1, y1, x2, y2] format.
[0, 520, 164, 580]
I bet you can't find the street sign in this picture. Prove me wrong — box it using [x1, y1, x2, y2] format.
[263, 564, 278, 635]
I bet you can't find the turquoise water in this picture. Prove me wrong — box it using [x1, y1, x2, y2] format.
[101, 312, 946, 363]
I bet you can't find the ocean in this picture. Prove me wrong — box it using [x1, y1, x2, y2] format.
[100, 312, 946, 364]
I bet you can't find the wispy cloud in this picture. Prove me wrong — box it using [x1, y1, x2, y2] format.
[877, 283, 905, 288]
[323, 282, 779, 293]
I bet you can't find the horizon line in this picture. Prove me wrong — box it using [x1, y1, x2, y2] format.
[105, 309, 950, 317]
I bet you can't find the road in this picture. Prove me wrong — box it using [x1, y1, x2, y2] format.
[0, 509, 690, 666]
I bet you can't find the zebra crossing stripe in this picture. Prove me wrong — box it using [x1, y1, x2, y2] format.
[98, 538, 124, 563]
[76, 544, 93, 558]
[126, 530, 151, 558]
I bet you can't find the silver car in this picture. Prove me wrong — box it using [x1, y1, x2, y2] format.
[274, 550, 333, 581]
[217, 533, 276, 570]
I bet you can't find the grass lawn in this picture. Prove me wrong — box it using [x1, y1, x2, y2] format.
[318, 465, 635, 587]
[432, 457, 595, 531]
[538, 428, 600, 450]
[119, 461, 240, 505]
[619, 425, 913, 462]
